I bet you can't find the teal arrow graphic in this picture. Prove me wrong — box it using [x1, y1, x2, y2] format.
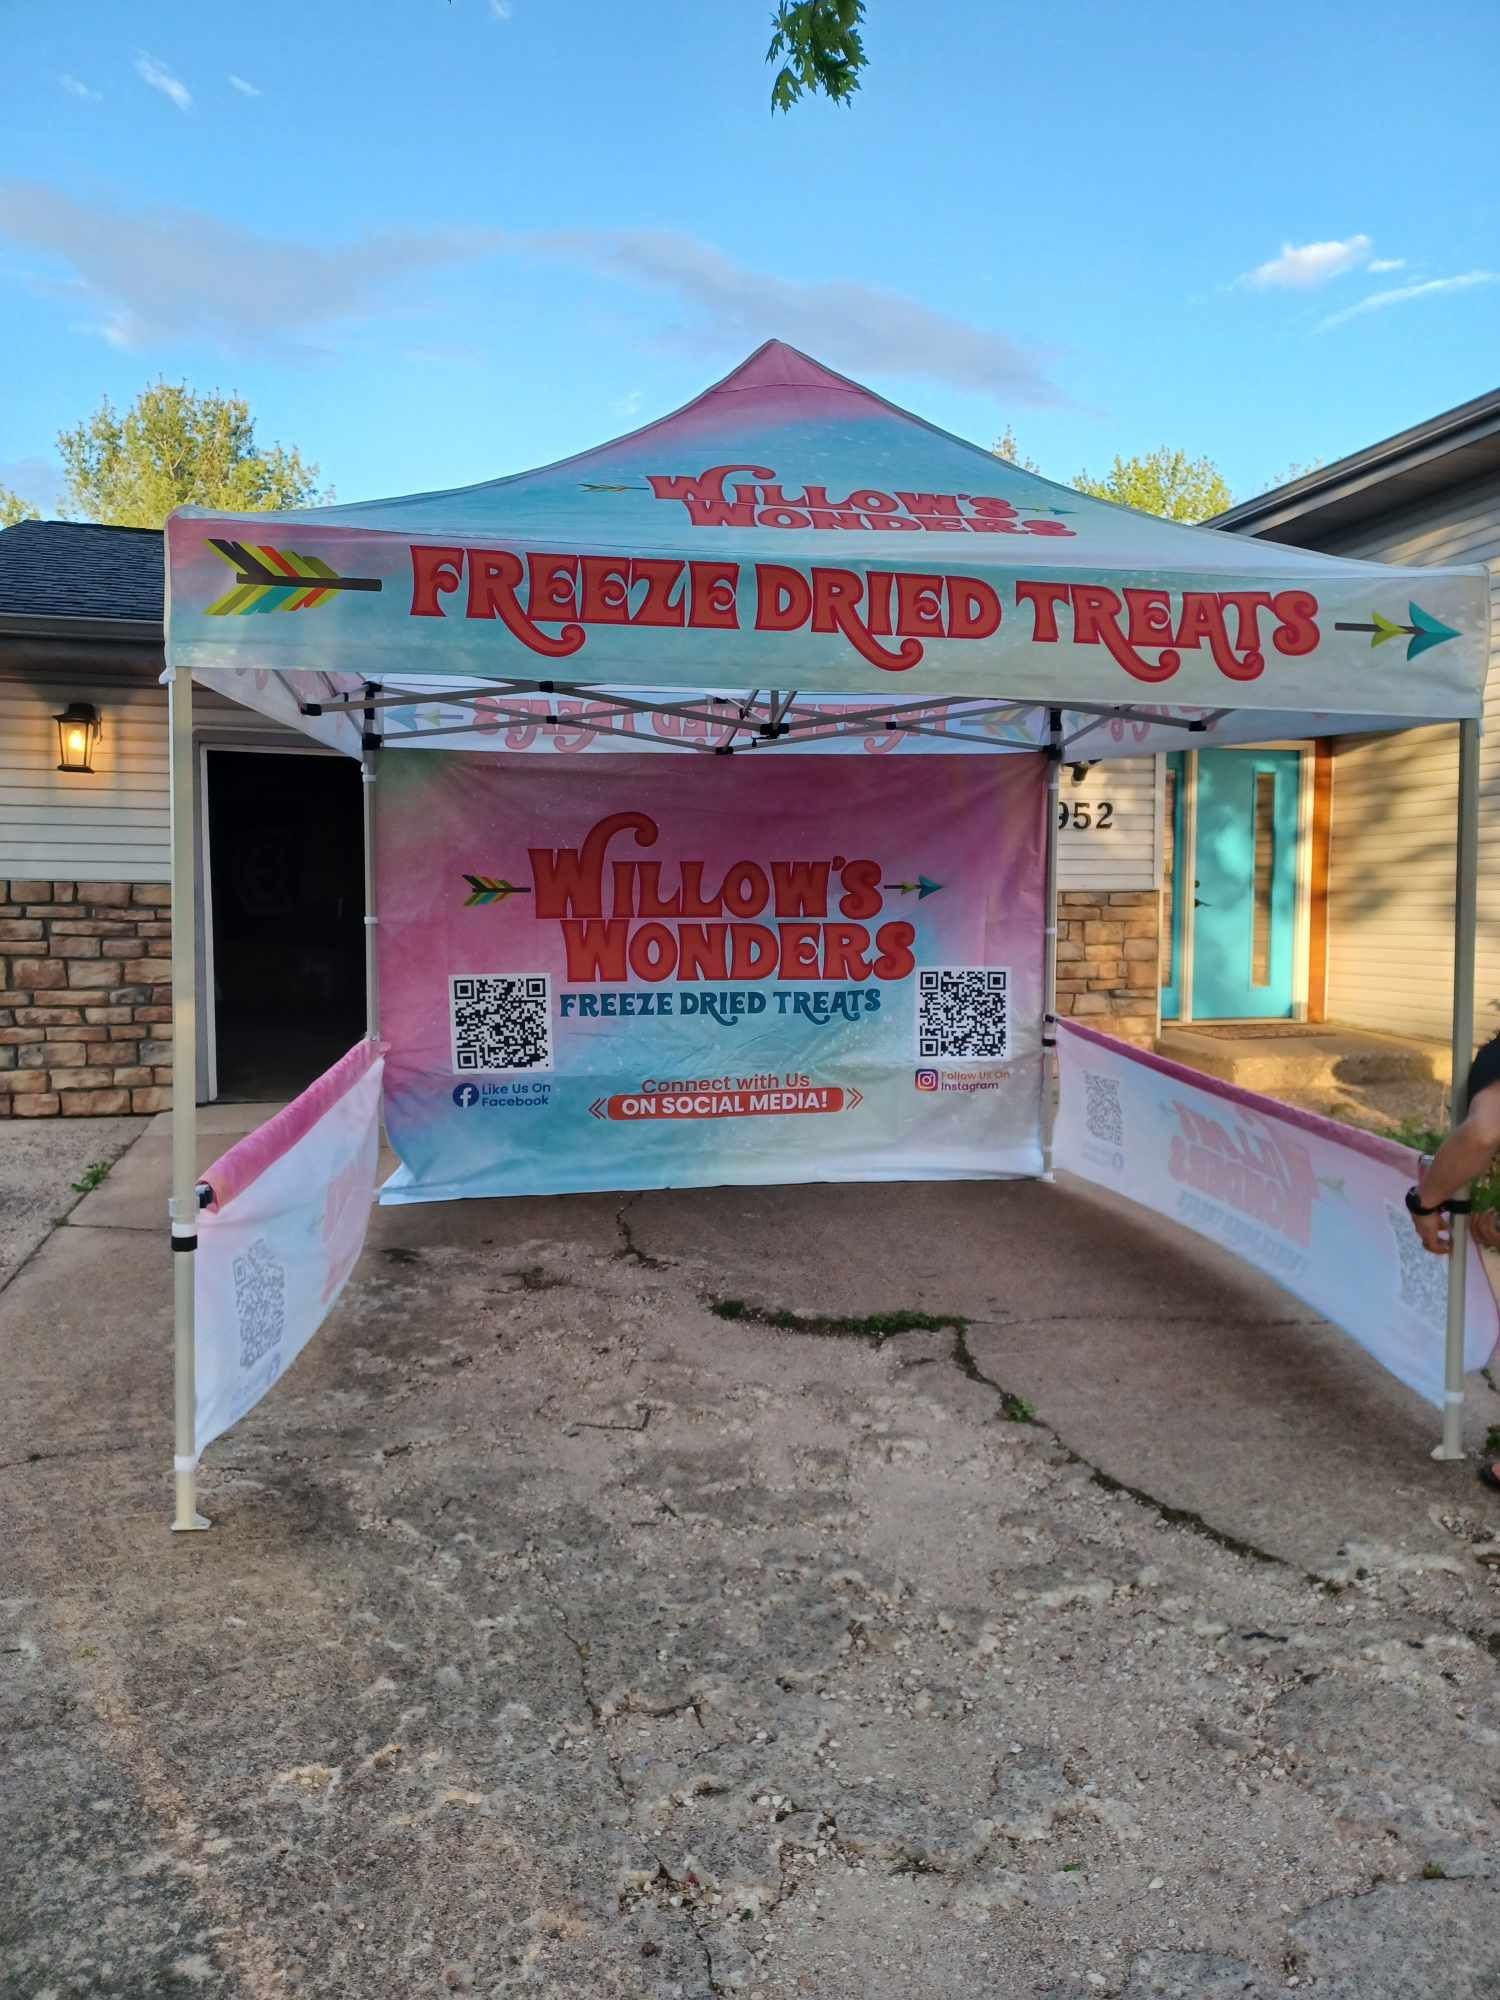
[1406, 602, 1461, 659]
[1334, 601, 1461, 662]
[884, 874, 943, 899]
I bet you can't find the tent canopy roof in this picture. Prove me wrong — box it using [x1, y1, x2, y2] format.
[167, 341, 1490, 754]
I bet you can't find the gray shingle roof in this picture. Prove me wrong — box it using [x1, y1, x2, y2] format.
[0, 519, 163, 624]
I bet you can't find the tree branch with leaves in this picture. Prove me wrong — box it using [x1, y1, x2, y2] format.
[768, 0, 867, 111]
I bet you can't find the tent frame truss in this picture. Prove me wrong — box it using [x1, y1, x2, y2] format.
[300, 677, 1231, 756]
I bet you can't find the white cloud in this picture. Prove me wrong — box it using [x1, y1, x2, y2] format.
[1318, 270, 1499, 332]
[0, 181, 498, 351]
[536, 227, 1060, 402]
[134, 52, 192, 113]
[228, 74, 261, 97]
[1239, 235, 1373, 289]
[0, 455, 66, 514]
[489, 0, 513, 16]
[612, 389, 644, 420]
[1367, 257, 1406, 273]
[0, 186, 1059, 403]
[58, 75, 102, 101]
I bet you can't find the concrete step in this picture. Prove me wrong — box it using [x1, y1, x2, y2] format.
[1154, 1023, 1451, 1093]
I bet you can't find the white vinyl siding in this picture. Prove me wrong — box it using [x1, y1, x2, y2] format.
[1318, 472, 1500, 1040]
[1057, 753, 1158, 890]
[0, 670, 312, 882]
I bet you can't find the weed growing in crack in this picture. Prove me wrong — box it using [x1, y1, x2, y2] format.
[950, 1325, 1038, 1423]
[709, 1297, 963, 1342]
[70, 1160, 113, 1196]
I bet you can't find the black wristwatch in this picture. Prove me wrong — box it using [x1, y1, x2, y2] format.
[1405, 1185, 1472, 1217]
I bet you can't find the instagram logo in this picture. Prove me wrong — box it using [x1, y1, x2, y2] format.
[914, 1068, 940, 1092]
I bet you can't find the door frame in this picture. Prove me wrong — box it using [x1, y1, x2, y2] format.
[1160, 744, 1315, 1025]
[196, 737, 356, 1103]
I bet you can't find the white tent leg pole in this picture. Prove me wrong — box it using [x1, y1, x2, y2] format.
[1040, 710, 1063, 1180]
[168, 665, 208, 1530]
[1436, 715, 1481, 1461]
[361, 712, 380, 1040]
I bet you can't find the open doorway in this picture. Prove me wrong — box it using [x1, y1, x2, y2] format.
[204, 749, 365, 1100]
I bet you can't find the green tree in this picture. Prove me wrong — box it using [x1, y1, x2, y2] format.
[1072, 448, 1233, 524]
[57, 383, 326, 528]
[992, 427, 1042, 474]
[1262, 457, 1325, 491]
[0, 484, 39, 529]
[768, 0, 866, 111]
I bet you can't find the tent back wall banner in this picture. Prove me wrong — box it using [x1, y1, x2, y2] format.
[166, 343, 1490, 722]
[377, 751, 1045, 1202]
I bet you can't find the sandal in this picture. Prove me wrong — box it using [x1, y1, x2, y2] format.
[1477, 1463, 1500, 1494]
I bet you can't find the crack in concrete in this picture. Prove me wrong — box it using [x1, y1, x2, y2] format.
[710, 1296, 965, 1344]
[563, 1405, 653, 1438]
[689, 1250, 1309, 1578]
[950, 1325, 1037, 1424]
[0, 1439, 137, 1476]
[615, 1192, 673, 1269]
[547, 1597, 636, 1816]
[688, 1913, 727, 1998]
[955, 1325, 1301, 1575]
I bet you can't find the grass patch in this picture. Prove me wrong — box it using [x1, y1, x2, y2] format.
[70, 1160, 113, 1195]
[1421, 1861, 1448, 1881]
[710, 1297, 965, 1342]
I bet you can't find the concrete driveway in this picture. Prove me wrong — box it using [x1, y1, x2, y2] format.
[4, 1114, 1500, 1997]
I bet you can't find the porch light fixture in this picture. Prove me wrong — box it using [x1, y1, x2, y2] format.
[54, 701, 102, 774]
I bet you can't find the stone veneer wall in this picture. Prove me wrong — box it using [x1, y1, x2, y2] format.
[1055, 889, 1160, 1047]
[0, 879, 172, 1117]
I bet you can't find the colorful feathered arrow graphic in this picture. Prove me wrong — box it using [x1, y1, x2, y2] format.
[205, 538, 383, 617]
[883, 875, 943, 899]
[463, 874, 533, 907]
[1334, 601, 1460, 662]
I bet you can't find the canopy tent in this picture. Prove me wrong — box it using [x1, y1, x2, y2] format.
[162, 341, 1492, 1531]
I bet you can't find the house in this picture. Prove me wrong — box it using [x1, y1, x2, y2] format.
[0, 520, 365, 1117]
[0, 517, 1165, 1119]
[1211, 388, 1500, 1043]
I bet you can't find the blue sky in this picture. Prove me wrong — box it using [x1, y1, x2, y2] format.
[1, 0, 1496, 514]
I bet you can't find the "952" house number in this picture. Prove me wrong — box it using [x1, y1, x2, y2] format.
[1058, 801, 1114, 830]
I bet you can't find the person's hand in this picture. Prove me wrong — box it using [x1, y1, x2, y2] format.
[1412, 1205, 1453, 1255]
[1473, 1208, 1500, 1253]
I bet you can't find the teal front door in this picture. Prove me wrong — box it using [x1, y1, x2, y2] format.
[1191, 749, 1300, 1019]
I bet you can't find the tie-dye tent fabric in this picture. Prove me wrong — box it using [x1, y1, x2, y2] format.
[168, 340, 1487, 743]
[159, 342, 1492, 1531]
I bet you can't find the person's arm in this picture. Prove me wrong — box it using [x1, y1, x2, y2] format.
[1419, 1084, 1500, 1206]
[1410, 1081, 1500, 1253]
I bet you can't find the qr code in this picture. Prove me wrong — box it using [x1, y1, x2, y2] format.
[1386, 1203, 1447, 1324]
[451, 972, 553, 1073]
[917, 967, 1009, 1060]
[1084, 1071, 1123, 1148]
[233, 1236, 286, 1368]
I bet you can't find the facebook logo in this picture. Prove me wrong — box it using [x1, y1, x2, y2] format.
[452, 1084, 479, 1109]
